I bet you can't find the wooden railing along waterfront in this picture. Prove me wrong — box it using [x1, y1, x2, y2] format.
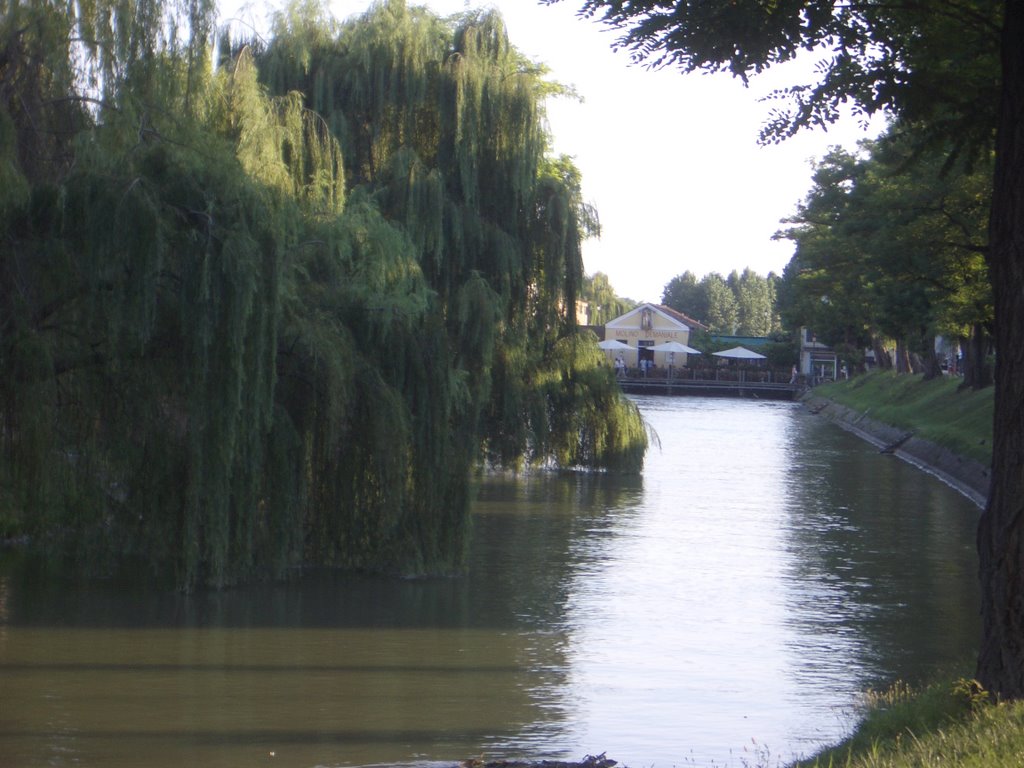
[616, 367, 809, 400]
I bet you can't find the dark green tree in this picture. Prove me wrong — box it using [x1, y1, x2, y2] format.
[661, 270, 706, 321]
[582, 271, 634, 325]
[730, 267, 778, 336]
[775, 148, 880, 364]
[0, 0, 647, 590]
[777, 136, 992, 381]
[255, 1, 646, 473]
[864, 134, 992, 382]
[664, 267, 779, 335]
[701, 272, 739, 334]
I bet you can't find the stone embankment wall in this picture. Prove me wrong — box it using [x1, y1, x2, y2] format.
[803, 396, 991, 509]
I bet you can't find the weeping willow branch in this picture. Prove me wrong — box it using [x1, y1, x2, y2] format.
[0, 0, 646, 590]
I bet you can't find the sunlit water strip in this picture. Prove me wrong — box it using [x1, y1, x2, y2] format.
[477, 396, 980, 767]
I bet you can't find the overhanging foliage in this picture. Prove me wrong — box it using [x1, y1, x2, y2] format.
[0, 0, 647, 589]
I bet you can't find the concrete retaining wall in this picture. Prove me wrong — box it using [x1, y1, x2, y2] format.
[804, 397, 990, 509]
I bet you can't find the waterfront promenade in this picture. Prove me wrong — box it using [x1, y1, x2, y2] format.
[617, 368, 804, 400]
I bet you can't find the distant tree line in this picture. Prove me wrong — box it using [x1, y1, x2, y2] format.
[660, 268, 781, 337]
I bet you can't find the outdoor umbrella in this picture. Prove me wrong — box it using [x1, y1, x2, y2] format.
[597, 339, 633, 351]
[712, 345, 766, 360]
[650, 341, 701, 355]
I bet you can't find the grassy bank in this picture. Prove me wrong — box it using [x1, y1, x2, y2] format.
[789, 679, 1024, 768]
[808, 371, 993, 465]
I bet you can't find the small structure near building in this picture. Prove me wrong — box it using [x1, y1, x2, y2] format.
[799, 328, 838, 382]
[601, 303, 706, 370]
[709, 334, 771, 351]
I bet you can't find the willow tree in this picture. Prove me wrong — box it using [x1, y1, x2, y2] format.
[1, 0, 645, 590]
[1, 0, 431, 586]
[0, 0, 237, 582]
[582, 272, 634, 326]
[255, 0, 646, 478]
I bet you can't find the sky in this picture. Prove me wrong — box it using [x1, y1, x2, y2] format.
[224, 0, 887, 303]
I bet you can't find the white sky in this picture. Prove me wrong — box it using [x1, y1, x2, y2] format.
[225, 0, 886, 302]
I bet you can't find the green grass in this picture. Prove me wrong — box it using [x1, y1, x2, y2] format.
[809, 371, 993, 465]
[789, 679, 1024, 768]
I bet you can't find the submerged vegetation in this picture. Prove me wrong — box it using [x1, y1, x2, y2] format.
[0, 0, 646, 589]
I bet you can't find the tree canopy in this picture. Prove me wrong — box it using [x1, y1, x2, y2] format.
[580, 271, 635, 325]
[776, 134, 992, 381]
[661, 268, 779, 336]
[0, 0, 647, 590]
[546, 0, 1001, 150]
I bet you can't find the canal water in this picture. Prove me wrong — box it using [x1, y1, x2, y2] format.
[0, 396, 982, 768]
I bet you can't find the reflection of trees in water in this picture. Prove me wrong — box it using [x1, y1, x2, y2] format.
[467, 471, 645, 755]
[780, 418, 980, 690]
[0, 419, 983, 766]
[470, 471, 643, 628]
[1, 470, 643, 635]
[3, 475, 652, 764]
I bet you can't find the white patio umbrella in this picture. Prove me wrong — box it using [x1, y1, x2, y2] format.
[650, 341, 701, 355]
[712, 345, 767, 360]
[597, 339, 633, 351]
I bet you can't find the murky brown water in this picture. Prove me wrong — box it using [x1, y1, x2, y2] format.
[0, 396, 981, 767]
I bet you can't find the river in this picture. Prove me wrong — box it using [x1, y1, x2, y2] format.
[0, 396, 982, 768]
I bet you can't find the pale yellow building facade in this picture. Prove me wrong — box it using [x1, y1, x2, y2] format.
[603, 303, 705, 367]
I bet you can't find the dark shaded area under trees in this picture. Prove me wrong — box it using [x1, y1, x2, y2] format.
[0, 0, 647, 591]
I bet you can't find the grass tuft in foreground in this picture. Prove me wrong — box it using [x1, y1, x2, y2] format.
[789, 678, 1024, 768]
[809, 371, 993, 465]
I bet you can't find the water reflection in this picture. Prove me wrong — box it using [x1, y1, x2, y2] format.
[0, 397, 981, 768]
[779, 424, 980, 701]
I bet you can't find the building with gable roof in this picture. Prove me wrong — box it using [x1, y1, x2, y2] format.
[602, 303, 707, 368]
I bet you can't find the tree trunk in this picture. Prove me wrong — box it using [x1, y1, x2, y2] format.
[976, 0, 1024, 700]
[961, 322, 993, 390]
[871, 336, 892, 370]
[894, 339, 911, 373]
[920, 336, 942, 381]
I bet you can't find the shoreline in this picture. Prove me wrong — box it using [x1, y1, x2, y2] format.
[802, 395, 990, 509]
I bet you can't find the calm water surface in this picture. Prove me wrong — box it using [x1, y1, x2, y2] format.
[0, 396, 981, 768]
